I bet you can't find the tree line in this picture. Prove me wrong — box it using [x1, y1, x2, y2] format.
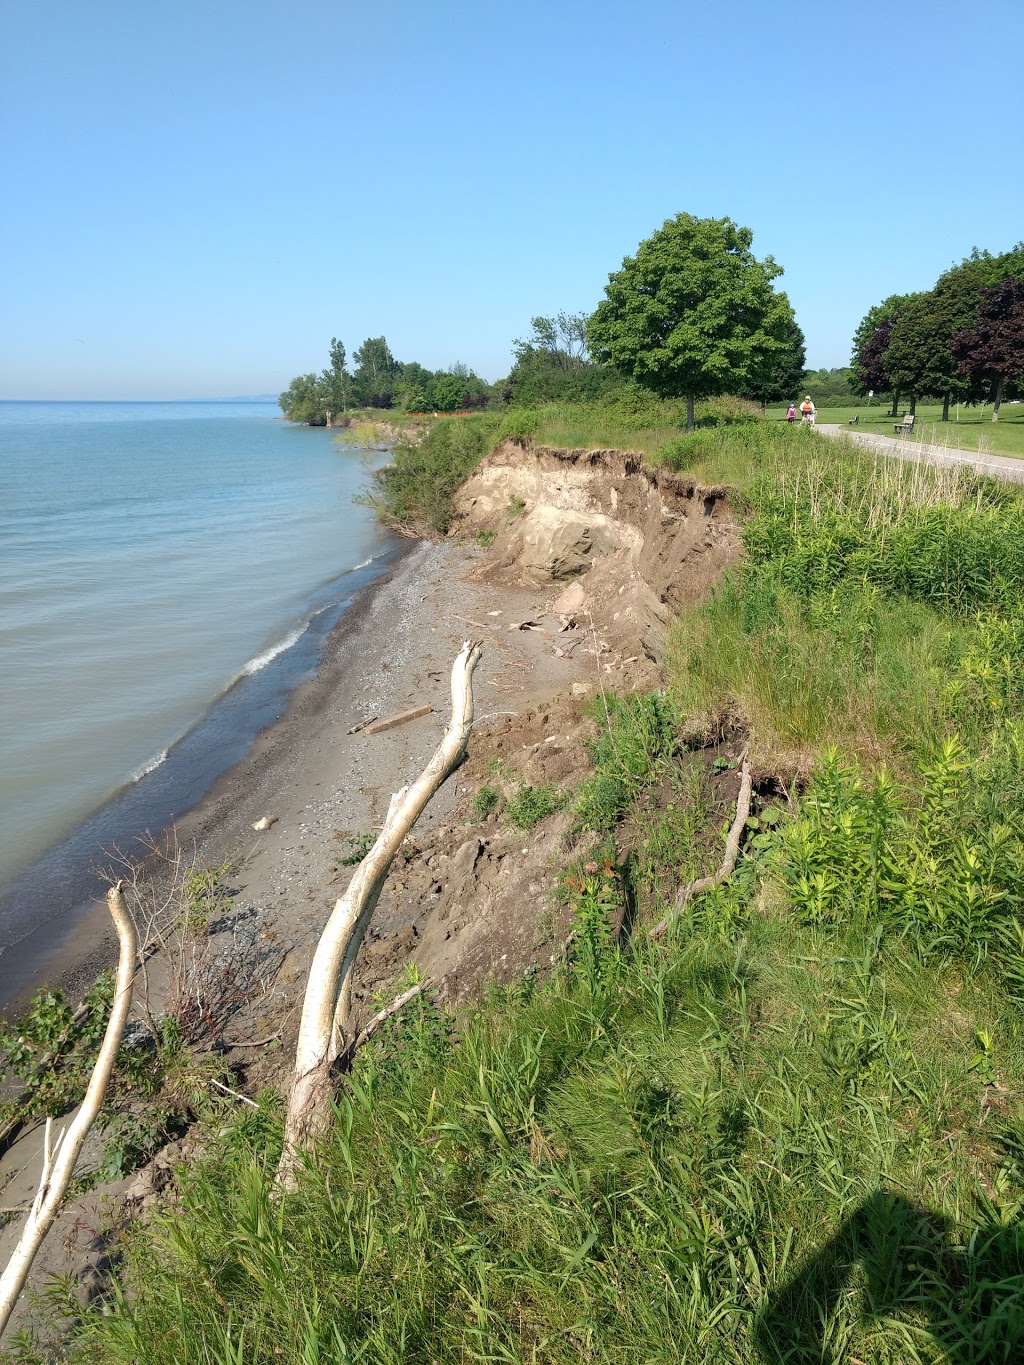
[852, 243, 1024, 421]
[279, 338, 493, 425]
[281, 212, 810, 431]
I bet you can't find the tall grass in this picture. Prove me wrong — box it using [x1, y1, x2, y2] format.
[47, 899, 1024, 1364]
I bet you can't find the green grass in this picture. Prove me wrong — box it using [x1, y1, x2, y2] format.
[46, 885, 1024, 1364]
[766, 402, 1024, 459]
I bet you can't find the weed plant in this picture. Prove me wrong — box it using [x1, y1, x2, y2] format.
[504, 783, 563, 830]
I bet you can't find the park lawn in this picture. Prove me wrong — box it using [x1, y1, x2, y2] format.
[766, 402, 1024, 458]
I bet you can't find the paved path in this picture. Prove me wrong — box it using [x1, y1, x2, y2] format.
[816, 424, 1024, 486]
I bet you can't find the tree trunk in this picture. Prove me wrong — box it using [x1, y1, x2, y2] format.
[993, 375, 1004, 421]
[686, 394, 694, 433]
[909, 395, 917, 417]
[0, 885, 136, 1339]
[276, 641, 483, 1188]
[890, 392, 900, 418]
[941, 393, 950, 422]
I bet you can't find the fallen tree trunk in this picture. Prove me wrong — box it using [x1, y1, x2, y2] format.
[277, 641, 482, 1188]
[0, 883, 136, 1339]
[650, 752, 752, 942]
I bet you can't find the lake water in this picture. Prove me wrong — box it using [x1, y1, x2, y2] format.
[0, 401, 394, 977]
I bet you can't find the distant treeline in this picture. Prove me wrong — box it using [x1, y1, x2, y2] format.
[280, 307, 806, 425]
[278, 338, 493, 426]
[851, 243, 1024, 419]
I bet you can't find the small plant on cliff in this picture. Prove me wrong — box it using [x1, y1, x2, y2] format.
[473, 529, 496, 549]
[473, 785, 500, 820]
[338, 831, 376, 865]
[504, 783, 562, 829]
[497, 410, 539, 446]
[507, 494, 526, 517]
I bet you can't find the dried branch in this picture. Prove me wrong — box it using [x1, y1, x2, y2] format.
[649, 752, 752, 942]
[0, 883, 136, 1339]
[277, 642, 481, 1187]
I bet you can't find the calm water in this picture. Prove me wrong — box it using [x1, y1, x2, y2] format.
[0, 401, 391, 943]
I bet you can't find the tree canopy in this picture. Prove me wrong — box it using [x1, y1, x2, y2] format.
[851, 243, 1024, 419]
[952, 277, 1024, 421]
[587, 213, 799, 430]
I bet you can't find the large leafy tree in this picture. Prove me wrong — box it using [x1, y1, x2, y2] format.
[851, 294, 914, 415]
[278, 373, 329, 425]
[880, 292, 936, 417]
[319, 337, 352, 416]
[587, 213, 797, 432]
[952, 277, 1024, 421]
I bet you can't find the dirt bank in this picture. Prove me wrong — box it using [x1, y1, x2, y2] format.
[452, 441, 740, 659]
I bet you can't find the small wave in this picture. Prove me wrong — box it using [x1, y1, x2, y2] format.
[240, 622, 309, 676]
[130, 748, 168, 782]
[348, 551, 383, 572]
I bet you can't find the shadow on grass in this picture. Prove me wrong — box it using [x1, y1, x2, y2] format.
[755, 1190, 1024, 1363]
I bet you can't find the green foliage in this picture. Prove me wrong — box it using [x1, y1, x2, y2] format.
[0, 973, 114, 1133]
[277, 372, 329, 425]
[337, 832, 376, 866]
[52, 899, 1024, 1364]
[506, 494, 526, 517]
[473, 528, 495, 549]
[496, 409, 540, 445]
[588, 213, 799, 427]
[369, 412, 503, 533]
[472, 784, 500, 820]
[503, 783, 562, 829]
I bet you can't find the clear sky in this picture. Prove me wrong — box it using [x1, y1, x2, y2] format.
[2, 0, 1021, 399]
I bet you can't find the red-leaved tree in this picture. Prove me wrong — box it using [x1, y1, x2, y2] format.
[952, 278, 1024, 421]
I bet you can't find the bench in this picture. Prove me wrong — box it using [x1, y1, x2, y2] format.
[848, 415, 860, 426]
[893, 414, 915, 436]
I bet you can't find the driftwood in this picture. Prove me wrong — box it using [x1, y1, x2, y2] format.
[337, 982, 427, 1068]
[277, 641, 482, 1187]
[649, 753, 752, 942]
[0, 883, 136, 1339]
[365, 705, 432, 736]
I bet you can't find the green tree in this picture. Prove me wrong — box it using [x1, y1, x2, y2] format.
[278, 373, 329, 425]
[320, 336, 351, 416]
[851, 294, 915, 415]
[352, 336, 398, 408]
[742, 309, 806, 407]
[879, 291, 934, 417]
[426, 373, 464, 412]
[587, 213, 795, 432]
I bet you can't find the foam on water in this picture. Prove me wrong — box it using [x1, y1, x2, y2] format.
[240, 621, 310, 677]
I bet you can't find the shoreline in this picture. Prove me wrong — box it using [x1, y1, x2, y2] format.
[0, 540, 416, 1018]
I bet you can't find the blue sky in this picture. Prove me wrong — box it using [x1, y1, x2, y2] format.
[2, 0, 1021, 399]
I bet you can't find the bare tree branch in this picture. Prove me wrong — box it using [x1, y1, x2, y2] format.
[649, 752, 752, 942]
[0, 883, 136, 1339]
[277, 642, 482, 1187]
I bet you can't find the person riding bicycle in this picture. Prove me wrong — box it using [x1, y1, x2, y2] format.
[800, 396, 816, 425]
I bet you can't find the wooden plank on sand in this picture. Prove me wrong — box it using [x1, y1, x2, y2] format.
[365, 705, 433, 736]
